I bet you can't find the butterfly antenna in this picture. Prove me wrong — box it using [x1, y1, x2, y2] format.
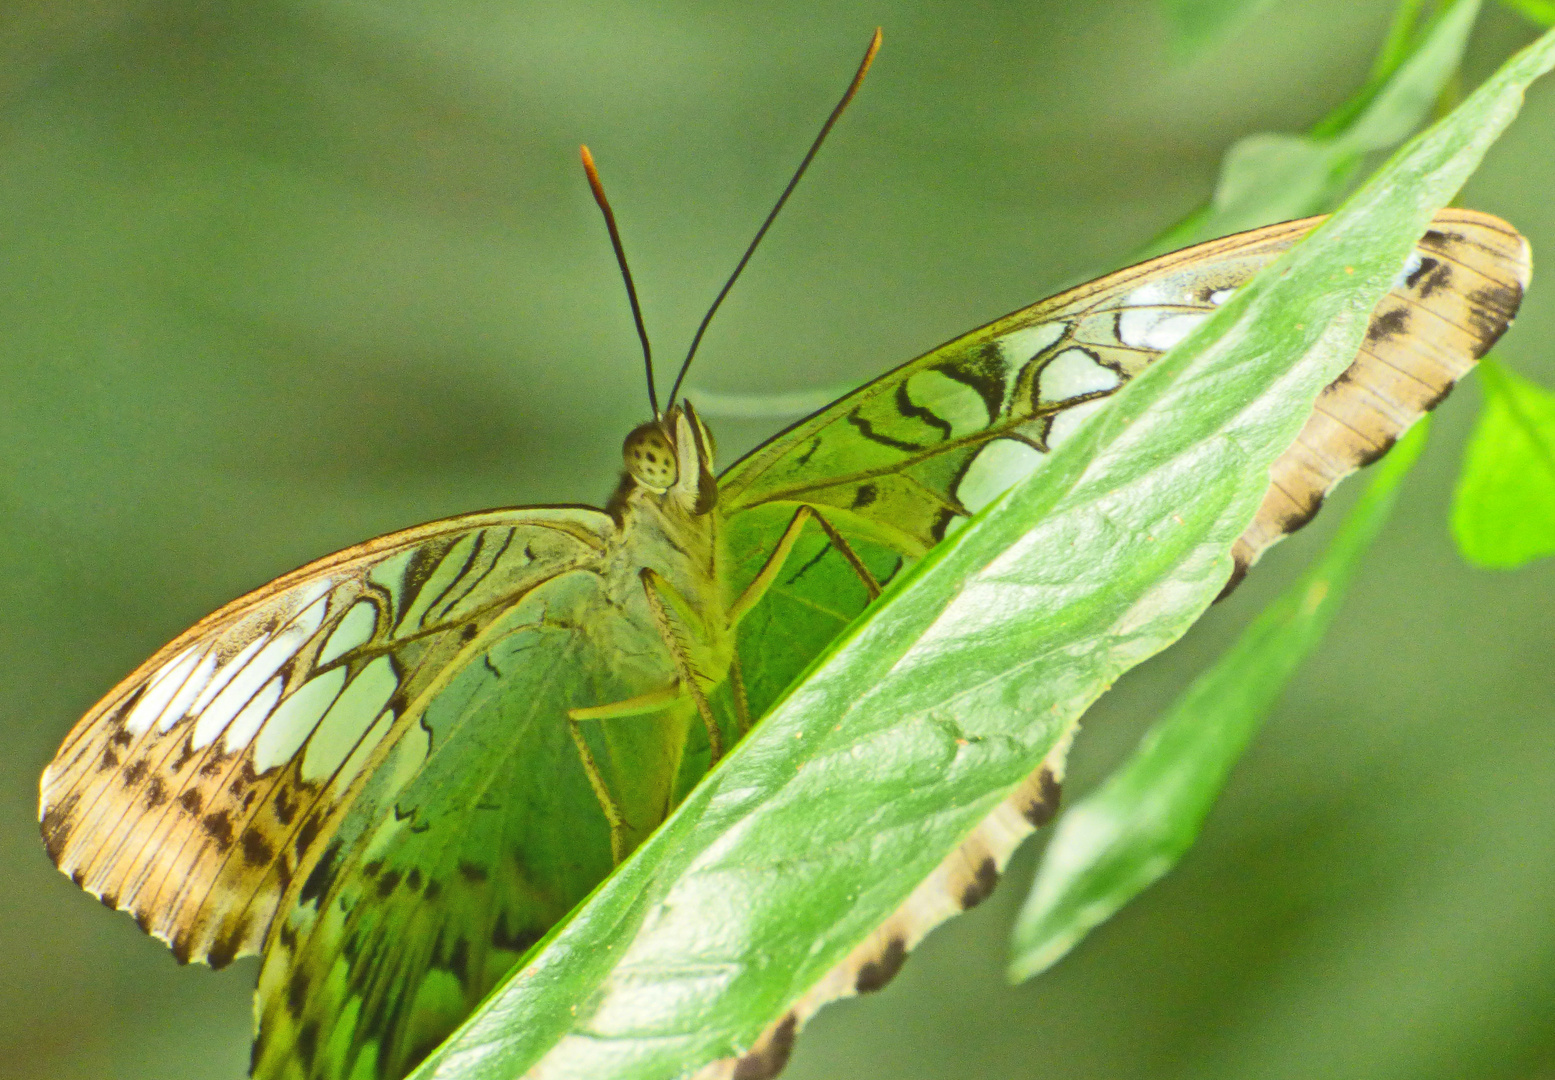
[582, 145, 659, 417]
[666, 27, 882, 408]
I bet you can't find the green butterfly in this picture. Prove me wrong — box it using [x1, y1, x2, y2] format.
[38, 34, 1530, 1080]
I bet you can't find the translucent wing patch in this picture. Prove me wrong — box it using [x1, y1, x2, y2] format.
[39, 507, 613, 968]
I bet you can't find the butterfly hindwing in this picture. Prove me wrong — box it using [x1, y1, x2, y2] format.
[38, 506, 624, 969]
[252, 556, 704, 1080]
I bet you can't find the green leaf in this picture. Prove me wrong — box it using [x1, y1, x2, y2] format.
[1161, 0, 1278, 57]
[409, 23, 1555, 1080]
[1452, 358, 1555, 567]
[1144, 0, 1479, 257]
[1008, 420, 1431, 983]
[1499, 0, 1555, 27]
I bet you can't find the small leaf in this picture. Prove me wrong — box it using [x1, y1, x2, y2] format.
[1008, 421, 1430, 982]
[1144, 0, 1479, 256]
[1499, 0, 1555, 27]
[1161, 0, 1278, 57]
[1452, 358, 1555, 568]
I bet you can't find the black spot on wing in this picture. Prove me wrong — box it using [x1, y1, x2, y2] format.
[170, 742, 195, 772]
[733, 1013, 799, 1080]
[208, 921, 246, 969]
[241, 827, 273, 867]
[272, 786, 296, 827]
[492, 913, 542, 953]
[97, 745, 120, 771]
[294, 809, 323, 858]
[122, 758, 148, 786]
[287, 966, 310, 1017]
[40, 793, 79, 865]
[447, 937, 471, 983]
[849, 483, 878, 510]
[1466, 282, 1526, 345]
[1366, 306, 1410, 345]
[177, 788, 203, 815]
[1405, 255, 1441, 293]
[1019, 767, 1063, 828]
[376, 869, 402, 898]
[959, 856, 1000, 909]
[202, 810, 234, 850]
[458, 861, 488, 883]
[144, 776, 169, 809]
[299, 839, 342, 905]
[855, 934, 908, 993]
[295, 1019, 320, 1070]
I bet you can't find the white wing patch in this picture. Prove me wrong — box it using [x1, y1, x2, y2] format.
[123, 645, 203, 736]
[254, 668, 349, 773]
[1115, 306, 1209, 351]
[300, 657, 398, 784]
[320, 601, 377, 665]
[223, 676, 285, 754]
[997, 321, 1066, 367]
[1045, 398, 1109, 450]
[1038, 348, 1121, 403]
[955, 439, 1045, 516]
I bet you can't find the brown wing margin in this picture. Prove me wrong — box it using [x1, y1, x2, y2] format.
[698, 208, 1530, 1080]
[1228, 209, 1530, 585]
[38, 506, 611, 967]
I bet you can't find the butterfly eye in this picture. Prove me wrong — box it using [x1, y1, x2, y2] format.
[622, 423, 679, 491]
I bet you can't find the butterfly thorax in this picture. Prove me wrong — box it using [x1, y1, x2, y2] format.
[604, 402, 731, 687]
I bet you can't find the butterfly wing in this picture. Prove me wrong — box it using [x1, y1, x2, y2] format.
[40, 504, 700, 1079]
[719, 210, 1528, 713]
[722, 209, 1527, 558]
[706, 210, 1531, 1077]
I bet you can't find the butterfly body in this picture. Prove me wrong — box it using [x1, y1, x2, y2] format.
[40, 210, 1530, 1080]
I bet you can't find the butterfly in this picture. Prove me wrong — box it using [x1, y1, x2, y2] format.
[38, 34, 1530, 1080]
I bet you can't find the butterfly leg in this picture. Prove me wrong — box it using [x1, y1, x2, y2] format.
[568, 682, 690, 863]
[728, 504, 880, 626]
[729, 654, 752, 735]
[639, 568, 725, 763]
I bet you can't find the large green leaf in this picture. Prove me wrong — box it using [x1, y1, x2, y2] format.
[1008, 420, 1430, 982]
[405, 23, 1555, 1080]
[1452, 358, 1555, 567]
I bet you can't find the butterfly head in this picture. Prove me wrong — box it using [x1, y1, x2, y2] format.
[620, 400, 717, 514]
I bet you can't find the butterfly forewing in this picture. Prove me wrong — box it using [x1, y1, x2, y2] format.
[721, 210, 1528, 578]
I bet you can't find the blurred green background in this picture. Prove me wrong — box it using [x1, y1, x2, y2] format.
[3, 2, 1553, 1078]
